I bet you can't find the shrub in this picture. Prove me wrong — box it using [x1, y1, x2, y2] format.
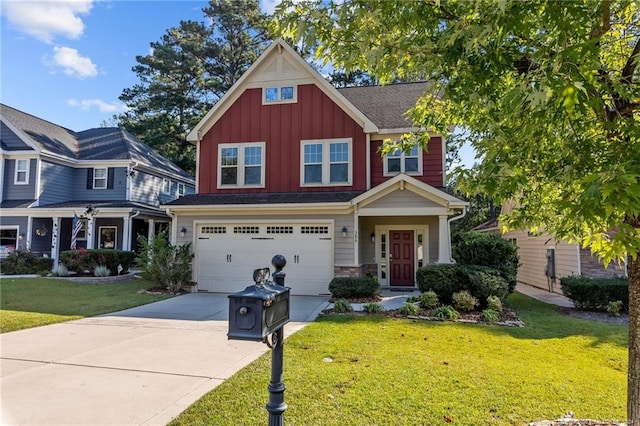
[136, 230, 194, 293]
[457, 265, 510, 306]
[0, 250, 53, 275]
[50, 264, 70, 277]
[452, 232, 520, 293]
[398, 303, 420, 316]
[60, 249, 136, 276]
[333, 299, 353, 313]
[419, 291, 438, 309]
[363, 302, 384, 314]
[434, 305, 459, 320]
[416, 264, 461, 304]
[482, 309, 501, 323]
[93, 265, 110, 277]
[607, 301, 623, 317]
[329, 276, 380, 299]
[560, 276, 628, 311]
[486, 295, 503, 314]
[452, 291, 478, 312]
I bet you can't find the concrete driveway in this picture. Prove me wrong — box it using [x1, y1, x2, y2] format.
[0, 293, 329, 426]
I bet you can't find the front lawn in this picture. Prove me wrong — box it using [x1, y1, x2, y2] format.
[0, 277, 173, 333]
[171, 293, 628, 425]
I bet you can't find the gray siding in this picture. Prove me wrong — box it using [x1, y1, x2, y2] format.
[72, 167, 127, 201]
[39, 160, 75, 205]
[0, 122, 33, 150]
[3, 158, 36, 200]
[131, 171, 195, 206]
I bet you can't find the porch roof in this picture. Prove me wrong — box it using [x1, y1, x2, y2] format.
[166, 191, 365, 206]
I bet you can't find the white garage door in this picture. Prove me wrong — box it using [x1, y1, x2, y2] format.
[196, 223, 333, 295]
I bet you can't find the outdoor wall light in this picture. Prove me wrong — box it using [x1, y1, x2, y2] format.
[35, 225, 48, 237]
[18, 233, 25, 240]
[370, 232, 375, 243]
[180, 227, 187, 238]
[341, 226, 348, 238]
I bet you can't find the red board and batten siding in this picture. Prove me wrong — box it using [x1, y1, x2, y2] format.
[198, 84, 367, 194]
[369, 138, 444, 188]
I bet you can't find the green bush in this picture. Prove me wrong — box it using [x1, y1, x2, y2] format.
[0, 250, 53, 275]
[482, 308, 501, 323]
[93, 265, 110, 277]
[136, 230, 194, 293]
[560, 276, 628, 311]
[452, 232, 520, 293]
[419, 291, 439, 309]
[329, 276, 380, 299]
[452, 291, 478, 312]
[362, 302, 384, 314]
[333, 299, 353, 313]
[486, 295, 503, 314]
[60, 249, 136, 276]
[51, 264, 70, 277]
[434, 305, 459, 320]
[416, 264, 462, 304]
[398, 303, 420, 316]
[607, 300, 623, 317]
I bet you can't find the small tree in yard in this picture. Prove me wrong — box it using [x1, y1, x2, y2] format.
[136, 230, 194, 293]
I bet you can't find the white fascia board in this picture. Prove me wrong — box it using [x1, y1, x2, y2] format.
[166, 202, 353, 215]
[357, 207, 451, 217]
[133, 163, 195, 185]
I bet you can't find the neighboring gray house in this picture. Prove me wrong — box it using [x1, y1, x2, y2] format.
[0, 104, 195, 263]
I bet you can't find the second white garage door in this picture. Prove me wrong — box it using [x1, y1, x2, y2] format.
[196, 223, 333, 295]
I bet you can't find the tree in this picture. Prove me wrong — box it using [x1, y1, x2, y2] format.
[116, 0, 268, 175]
[274, 1, 640, 423]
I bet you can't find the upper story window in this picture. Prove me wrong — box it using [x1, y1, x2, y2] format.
[263, 85, 296, 104]
[384, 145, 422, 176]
[14, 159, 29, 184]
[218, 142, 265, 188]
[93, 167, 108, 189]
[177, 183, 185, 197]
[301, 139, 352, 186]
[162, 178, 171, 195]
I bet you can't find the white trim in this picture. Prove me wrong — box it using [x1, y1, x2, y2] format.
[98, 226, 117, 249]
[262, 84, 297, 105]
[0, 156, 4, 202]
[217, 142, 266, 189]
[177, 182, 185, 197]
[0, 225, 20, 258]
[162, 178, 171, 195]
[14, 158, 29, 184]
[374, 225, 428, 287]
[383, 145, 422, 177]
[365, 133, 371, 190]
[300, 138, 352, 187]
[93, 167, 107, 189]
[34, 158, 42, 205]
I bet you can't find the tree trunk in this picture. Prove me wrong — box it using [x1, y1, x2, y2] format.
[628, 216, 640, 426]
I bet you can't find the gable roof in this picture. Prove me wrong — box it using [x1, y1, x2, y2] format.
[186, 38, 378, 142]
[337, 82, 430, 131]
[0, 104, 193, 182]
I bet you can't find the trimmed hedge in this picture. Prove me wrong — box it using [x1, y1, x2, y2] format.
[329, 276, 380, 298]
[417, 264, 509, 307]
[60, 249, 136, 276]
[560, 276, 628, 311]
[0, 250, 53, 275]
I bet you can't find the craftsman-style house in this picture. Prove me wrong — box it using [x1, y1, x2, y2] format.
[0, 104, 195, 265]
[166, 39, 467, 295]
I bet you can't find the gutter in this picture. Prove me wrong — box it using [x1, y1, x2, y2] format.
[447, 206, 467, 263]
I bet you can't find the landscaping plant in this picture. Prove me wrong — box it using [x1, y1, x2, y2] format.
[419, 291, 439, 309]
[0, 250, 53, 275]
[328, 276, 380, 299]
[434, 305, 460, 320]
[398, 302, 420, 316]
[136, 230, 194, 293]
[332, 299, 353, 313]
[452, 290, 478, 312]
[362, 302, 384, 314]
[486, 295, 503, 314]
[482, 308, 501, 323]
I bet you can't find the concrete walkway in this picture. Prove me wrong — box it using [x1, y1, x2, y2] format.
[0, 293, 330, 426]
[514, 283, 574, 308]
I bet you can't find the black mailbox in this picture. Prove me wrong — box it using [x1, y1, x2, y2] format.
[228, 267, 290, 341]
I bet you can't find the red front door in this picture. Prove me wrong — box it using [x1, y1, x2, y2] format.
[390, 230, 415, 286]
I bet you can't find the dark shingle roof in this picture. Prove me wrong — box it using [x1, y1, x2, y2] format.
[338, 82, 430, 130]
[167, 191, 364, 206]
[0, 199, 35, 208]
[1, 104, 193, 181]
[32, 200, 164, 212]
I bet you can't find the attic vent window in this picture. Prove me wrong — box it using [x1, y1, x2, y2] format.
[263, 85, 297, 104]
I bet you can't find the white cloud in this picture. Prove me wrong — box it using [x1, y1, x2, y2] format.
[48, 46, 97, 78]
[259, 0, 279, 15]
[67, 99, 128, 113]
[2, 0, 93, 44]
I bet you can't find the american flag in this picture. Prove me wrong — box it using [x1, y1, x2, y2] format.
[71, 213, 83, 250]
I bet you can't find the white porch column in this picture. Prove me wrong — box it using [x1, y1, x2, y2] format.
[86, 216, 95, 249]
[26, 216, 33, 251]
[148, 219, 155, 241]
[122, 215, 131, 251]
[437, 215, 451, 264]
[51, 216, 61, 267]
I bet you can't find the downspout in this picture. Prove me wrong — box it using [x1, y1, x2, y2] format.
[447, 207, 467, 263]
[165, 207, 178, 244]
[125, 210, 140, 252]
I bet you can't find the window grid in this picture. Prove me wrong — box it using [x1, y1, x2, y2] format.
[201, 226, 226, 234]
[219, 143, 264, 187]
[234, 226, 260, 234]
[267, 226, 293, 234]
[15, 159, 28, 184]
[93, 168, 107, 189]
[300, 226, 329, 234]
[301, 139, 351, 186]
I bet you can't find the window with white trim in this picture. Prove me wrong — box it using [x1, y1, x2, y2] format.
[93, 167, 107, 189]
[14, 159, 29, 184]
[384, 145, 422, 176]
[263, 85, 296, 104]
[162, 178, 171, 195]
[301, 139, 351, 186]
[177, 183, 185, 197]
[218, 143, 265, 188]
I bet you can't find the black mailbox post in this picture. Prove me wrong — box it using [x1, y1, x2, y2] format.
[228, 255, 289, 425]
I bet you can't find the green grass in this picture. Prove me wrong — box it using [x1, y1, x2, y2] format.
[0, 277, 172, 333]
[171, 293, 628, 426]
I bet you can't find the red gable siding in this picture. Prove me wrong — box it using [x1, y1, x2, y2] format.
[199, 84, 367, 194]
[370, 137, 444, 188]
